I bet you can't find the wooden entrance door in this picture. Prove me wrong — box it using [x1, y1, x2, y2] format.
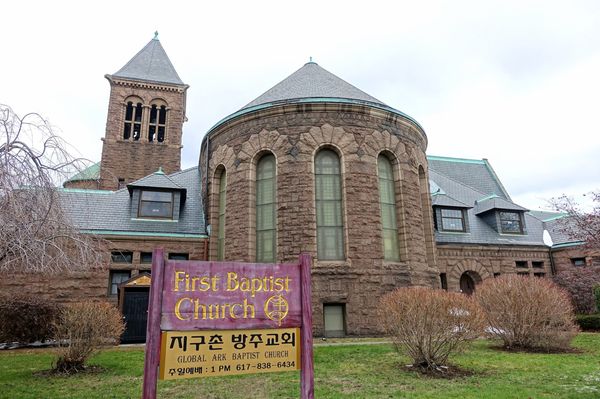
[121, 288, 150, 343]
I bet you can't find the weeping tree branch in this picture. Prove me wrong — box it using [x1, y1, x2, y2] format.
[0, 104, 106, 273]
[550, 192, 600, 249]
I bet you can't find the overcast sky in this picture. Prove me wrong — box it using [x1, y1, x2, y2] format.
[2, 0, 599, 210]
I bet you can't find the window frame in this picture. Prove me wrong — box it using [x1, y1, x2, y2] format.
[138, 190, 174, 219]
[377, 154, 400, 261]
[439, 207, 467, 233]
[168, 253, 189, 260]
[111, 251, 133, 263]
[255, 154, 277, 263]
[315, 149, 345, 261]
[217, 169, 227, 261]
[148, 103, 168, 143]
[499, 211, 524, 234]
[108, 270, 131, 296]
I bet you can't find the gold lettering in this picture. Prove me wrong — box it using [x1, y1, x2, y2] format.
[243, 298, 255, 318]
[227, 272, 238, 291]
[174, 297, 191, 320]
[230, 303, 241, 318]
[211, 275, 220, 291]
[174, 271, 186, 292]
[194, 300, 206, 320]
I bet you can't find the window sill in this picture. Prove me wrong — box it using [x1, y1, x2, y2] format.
[437, 231, 471, 235]
[314, 260, 351, 269]
[131, 218, 178, 223]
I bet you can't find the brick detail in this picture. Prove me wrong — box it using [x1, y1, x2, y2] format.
[99, 79, 186, 190]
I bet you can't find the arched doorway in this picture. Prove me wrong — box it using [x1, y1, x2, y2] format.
[459, 271, 482, 295]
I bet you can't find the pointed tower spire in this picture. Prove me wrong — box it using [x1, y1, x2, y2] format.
[111, 37, 184, 85]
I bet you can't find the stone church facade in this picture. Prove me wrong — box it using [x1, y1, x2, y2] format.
[3, 36, 588, 339]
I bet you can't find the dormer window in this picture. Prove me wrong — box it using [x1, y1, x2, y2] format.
[138, 190, 173, 218]
[440, 208, 466, 232]
[499, 211, 524, 234]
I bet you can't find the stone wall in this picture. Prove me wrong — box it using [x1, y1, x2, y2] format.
[0, 236, 207, 305]
[200, 102, 438, 336]
[551, 246, 600, 274]
[99, 78, 186, 190]
[437, 244, 552, 291]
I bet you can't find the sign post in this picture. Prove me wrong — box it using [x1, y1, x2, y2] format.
[142, 250, 314, 398]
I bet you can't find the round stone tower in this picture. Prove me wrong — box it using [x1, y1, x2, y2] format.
[199, 62, 439, 336]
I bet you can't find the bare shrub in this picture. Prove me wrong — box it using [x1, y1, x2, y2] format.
[554, 268, 600, 314]
[378, 287, 485, 371]
[53, 301, 124, 373]
[475, 275, 578, 351]
[0, 294, 59, 343]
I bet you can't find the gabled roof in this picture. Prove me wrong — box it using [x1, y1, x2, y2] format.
[427, 156, 511, 200]
[65, 162, 100, 183]
[474, 195, 529, 215]
[111, 37, 184, 86]
[242, 62, 385, 109]
[59, 167, 205, 237]
[127, 167, 185, 192]
[429, 160, 545, 247]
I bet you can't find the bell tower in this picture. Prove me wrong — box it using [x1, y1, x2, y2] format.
[99, 34, 188, 190]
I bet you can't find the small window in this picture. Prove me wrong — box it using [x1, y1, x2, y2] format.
[517, 272, 529, 276]
[118, 178, 126, 190]
[440, 208, 466, 232]
[148, 104, 167, 142]
[111, 251, 133, 263]
[515, 261, 528, 268]
[532, 261, 544, 269]
[494, 273, 501, 278]
[109, 270, 131, 295]
[439, 273, 448, 290]
[323, 304, 346, 338]
[534, 273, 545, 278]
[499, 211, 524, 234]
[139, 190, 173, 218]
[140, 252, 153, 264]
[571, 258, 586, 267]
[168, 253, 189, 260]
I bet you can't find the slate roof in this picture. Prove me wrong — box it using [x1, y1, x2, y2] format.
[59, 167, 205, 236]
[474, 195, 528, 215]
[242, 62, 386, 109]
[127, 168, 184, 192]
[428, 156, 546, 247]
[111, 38, 184, 86]
[428, 156, 511, 200]
[431, 192, 472, 208]
[65, 162, 100, 183]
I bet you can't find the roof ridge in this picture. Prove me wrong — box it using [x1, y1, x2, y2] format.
[427, 155, 486, 164]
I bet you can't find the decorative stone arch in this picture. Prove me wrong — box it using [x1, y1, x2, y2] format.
[448, 259, 492, 292]
[362, 129, 406, 162]
[239, 129, 288, 167]
[298, 124, 359, 164]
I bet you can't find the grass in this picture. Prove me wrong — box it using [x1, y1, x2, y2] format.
[1, 334, 600, 398]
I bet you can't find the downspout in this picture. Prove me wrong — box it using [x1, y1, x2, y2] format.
[549, 247, 557, 276]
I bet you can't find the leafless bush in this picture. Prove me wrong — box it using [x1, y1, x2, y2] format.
[0, 294, 60, 343]
[378, 287, 485, 371]
[475, 275, 578, 351]
[0, 104, 106, 273]
[554, 268, 600, 314]
[53, 301, 124, 373]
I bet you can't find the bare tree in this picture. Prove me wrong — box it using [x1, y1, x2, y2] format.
[0, 104, 105, 273]
[550, 191, 600, 248]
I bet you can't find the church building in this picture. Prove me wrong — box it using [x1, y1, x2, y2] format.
[5, 36, 585, 341]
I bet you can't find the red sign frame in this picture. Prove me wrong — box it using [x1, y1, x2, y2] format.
[141, 249, 314, 398]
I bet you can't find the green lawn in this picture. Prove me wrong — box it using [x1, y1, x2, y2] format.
[1, 334, 600, 398]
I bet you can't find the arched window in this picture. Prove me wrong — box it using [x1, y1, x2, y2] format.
[123, 101, 143, 140]
[315, 149, 345, 260]
[217, 170, 227, 261]
[148, 104, 167, 142]
[378, 154, 400, 261]
[256, 154, 276, 262]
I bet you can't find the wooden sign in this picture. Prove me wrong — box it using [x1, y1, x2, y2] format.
[159, 328, 300, 380]
[142, 250, 314, 399]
